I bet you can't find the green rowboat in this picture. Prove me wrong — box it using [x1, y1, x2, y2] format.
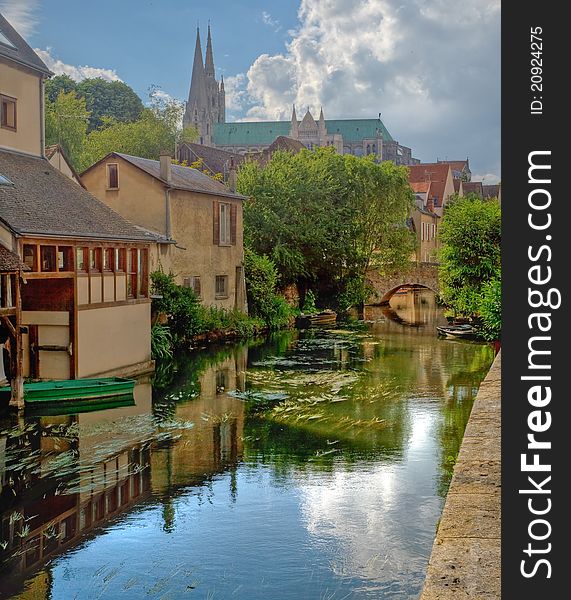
[0, 377, 136, 405]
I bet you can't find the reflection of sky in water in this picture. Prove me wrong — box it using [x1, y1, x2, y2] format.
[0, 295, 494, 600]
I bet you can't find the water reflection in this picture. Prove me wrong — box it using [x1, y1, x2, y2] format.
[0, 291, 494, 600]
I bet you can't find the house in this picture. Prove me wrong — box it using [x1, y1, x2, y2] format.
[436, 159, 471, 181]
[176, 141, 244, 182]
[410, 182, 440, 263]
[0, 11, 154, 406]
[81, 152, 247, 311]
[461, 181, 484, 197]
[45, 143, 83, 185]
[482, 183, 501, 203]
[408, 163, 455, 217]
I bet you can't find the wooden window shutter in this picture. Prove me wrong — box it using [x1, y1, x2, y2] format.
[230, 204, 237, 245]
[193, 276, 201, 298]
[213, 201, 220, 245]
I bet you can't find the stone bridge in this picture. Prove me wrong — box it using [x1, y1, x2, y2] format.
[366, 262, 440, 305]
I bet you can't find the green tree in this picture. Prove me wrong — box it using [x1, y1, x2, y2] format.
[438, 194, 501, 316]
[76, 78, 144, 130]
[78, 99, 198, 172]
[238, 147, 414, 308]
[45, 91, 89, 169]
[45, 74, 77, 102]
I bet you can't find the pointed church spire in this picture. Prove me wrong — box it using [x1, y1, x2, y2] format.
[220, 74, 225, 92]
[205, 23, 215, 77]
[290, 105, 299, 138]
[187, 27, 207, 109]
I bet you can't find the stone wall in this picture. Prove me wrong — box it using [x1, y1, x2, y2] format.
[420, 351, 501, 599]
[366, 262, 440, 304]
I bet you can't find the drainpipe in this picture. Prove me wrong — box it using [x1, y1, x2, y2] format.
[40, 77, 46, 158]
[160, 151, 173, 239]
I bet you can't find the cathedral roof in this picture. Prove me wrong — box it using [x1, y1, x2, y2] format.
[187, 28, 207, 109]
[212, 118, 393, 146]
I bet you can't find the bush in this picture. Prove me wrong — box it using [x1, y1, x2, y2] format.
[478, 276, 501, 341]
[244, 248, 292, 330]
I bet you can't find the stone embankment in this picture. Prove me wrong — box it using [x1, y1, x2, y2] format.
[420, 351, 501, 599]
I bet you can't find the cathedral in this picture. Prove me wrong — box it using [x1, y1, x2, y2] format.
[184, 27, 418, 166]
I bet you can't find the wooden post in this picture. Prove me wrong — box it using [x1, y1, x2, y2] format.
[9, 270, 24, 411]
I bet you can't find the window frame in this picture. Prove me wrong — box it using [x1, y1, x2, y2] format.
[107, 163, 119, 190]
[0, 94, 17, 131]
[215, 274, 229, 299]
[219, 202, 231, 246]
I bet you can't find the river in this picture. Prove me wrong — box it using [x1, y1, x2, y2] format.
[0, 290, 495, 599]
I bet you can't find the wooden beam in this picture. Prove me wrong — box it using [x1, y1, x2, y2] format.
[1, 314, 16, 338]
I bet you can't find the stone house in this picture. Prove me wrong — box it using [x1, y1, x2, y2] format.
[81, 152, 247, 312]
[0, 12, 154, 404]
[410, 182, 440, 264]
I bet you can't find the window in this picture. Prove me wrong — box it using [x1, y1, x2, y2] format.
[214, 201, 235, 246]
[103, 248, 114, 271]
[116, 248, 126, 272]
[76, 247, 87, 271]
[215, 275, 228, 298]
[23, 245, 37, 271]
[183, 276, 201, 298]
[58, 246, 73, 271]
[138, 248, 148, 297]
[40, 246, 56, 272]
[127, 249, 137, 298]
[89, 248, 101, 272]
[0, 94, 16, 131]
[107, 163, 119, 189]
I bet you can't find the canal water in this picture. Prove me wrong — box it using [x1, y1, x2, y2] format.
[0, 290, 494, 599]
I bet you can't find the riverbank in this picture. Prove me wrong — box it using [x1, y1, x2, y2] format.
[420, 351, 501, 599]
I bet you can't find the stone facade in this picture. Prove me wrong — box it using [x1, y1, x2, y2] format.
[183, 27, 418, 166]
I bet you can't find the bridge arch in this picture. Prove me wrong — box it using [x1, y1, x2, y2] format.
[366, 262, 440, 305]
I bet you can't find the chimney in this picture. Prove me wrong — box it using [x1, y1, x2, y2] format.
[228, 156, 237, 194]
[160, 151, 172, 184]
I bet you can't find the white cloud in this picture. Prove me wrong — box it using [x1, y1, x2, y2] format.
[231, 0, 501, 178]
[0, 0, 39, 37]
[262, 11, 281, 32]
[34, 47, 122, 82]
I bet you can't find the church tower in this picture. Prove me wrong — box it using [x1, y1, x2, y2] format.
[183, 25, 225, 146]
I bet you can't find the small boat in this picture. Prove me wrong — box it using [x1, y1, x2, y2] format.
[0, 377, 136, 406]
[25, 393, 136, 416]
[295, 310, 337, 328]
[436, 324, 480, 341]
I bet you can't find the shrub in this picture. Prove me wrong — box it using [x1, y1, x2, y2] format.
[244, 248, 292, 330]
[478, 276, 501, 341]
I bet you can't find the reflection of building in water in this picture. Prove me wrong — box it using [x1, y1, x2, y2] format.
[151, 352, 246, 492]
[0, 430, 151, 588]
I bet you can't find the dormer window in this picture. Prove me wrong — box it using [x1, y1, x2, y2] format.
[0, 94, 16, 131]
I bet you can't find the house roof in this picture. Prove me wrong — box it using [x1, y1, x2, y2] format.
[45, 143, 85, 188]
[408, 163, 452, 207]
[0, 149, 151, 242]
[462, 181, 484, 197]
[90, 153, 245, 200]
[249, 136, 306, 166]
[212, 118, 393, 146]
[411, 182, 431, 194]
[0, 12, 52, 76]
[436, 160, 470, 176]
[177, 142, 244, 177]
[482, 184, 500, 199]
[0, 243, 28, 272]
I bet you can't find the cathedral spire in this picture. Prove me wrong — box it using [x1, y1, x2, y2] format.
[187, 27, 207, 109]
[205, 23, 215, 77]
[290, 105, 299, 138]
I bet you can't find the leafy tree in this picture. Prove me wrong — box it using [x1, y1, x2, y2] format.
[78, 99, 198, 172]
[238, 147, 414, 308]
[45, 91, 89, 169]
[45, 74, 77, 102]
[478, 275, 501, 340]
[76, 78, 144, 130]
[438, 194, 501, 316]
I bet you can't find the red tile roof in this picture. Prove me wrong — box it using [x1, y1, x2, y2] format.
[408, 163, 451, 207]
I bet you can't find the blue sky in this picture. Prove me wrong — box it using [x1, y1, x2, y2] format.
[0, 0, 501, 182]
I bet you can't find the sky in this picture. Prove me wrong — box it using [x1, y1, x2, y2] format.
[0, 0, 501, 182]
